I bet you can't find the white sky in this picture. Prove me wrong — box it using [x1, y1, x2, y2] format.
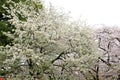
[44, 0, 120, 27]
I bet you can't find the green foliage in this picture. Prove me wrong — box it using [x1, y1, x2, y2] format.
[0, 0, 43, 46]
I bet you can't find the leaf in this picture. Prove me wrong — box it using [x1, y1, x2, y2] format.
[0, 0, 6, 5]
[0, 54, 6, 61]
[12, 0, 20, 3]
[21, 0, 26, 2]
[16, 13, 27, 22]
[0, 21, 8, 31]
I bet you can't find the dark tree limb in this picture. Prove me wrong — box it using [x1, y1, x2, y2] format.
[51, 51, 66, 63]
[99, 57, 111, 67]
[98, 38, 107, 51]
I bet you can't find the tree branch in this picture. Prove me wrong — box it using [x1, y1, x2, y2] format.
[51, 51, 66, 63]
[98, 38, 107, 51]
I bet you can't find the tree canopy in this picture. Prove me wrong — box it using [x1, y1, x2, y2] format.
[0, 0, 100, 80]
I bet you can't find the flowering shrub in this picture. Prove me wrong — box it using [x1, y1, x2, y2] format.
[0, 0, 99, 80]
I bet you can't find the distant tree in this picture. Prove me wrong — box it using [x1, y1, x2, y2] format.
[0, 1, 99, 80]
[96, 27, 120, 80]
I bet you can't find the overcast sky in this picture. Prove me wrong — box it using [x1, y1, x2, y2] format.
[45, 0, 120, 27]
